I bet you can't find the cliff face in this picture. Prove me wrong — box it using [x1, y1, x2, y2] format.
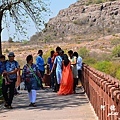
[30, 0, 120, 42]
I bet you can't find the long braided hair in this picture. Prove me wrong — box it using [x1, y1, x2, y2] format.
[63, 54, 70, 67]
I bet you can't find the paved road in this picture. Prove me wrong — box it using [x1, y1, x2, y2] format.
[0, 88, 98, 120]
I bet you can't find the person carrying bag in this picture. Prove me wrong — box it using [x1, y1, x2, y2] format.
[27, 64, 41, 88]
[22, 55, 42, 107]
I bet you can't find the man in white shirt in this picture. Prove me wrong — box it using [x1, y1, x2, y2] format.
[73, 52, 82, 85]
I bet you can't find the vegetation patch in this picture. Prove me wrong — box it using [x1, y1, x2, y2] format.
[112, 45, 120, 57]
[81, 0, 117, 5]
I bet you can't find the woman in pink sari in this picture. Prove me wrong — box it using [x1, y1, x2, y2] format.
[58, 54, 73, 95]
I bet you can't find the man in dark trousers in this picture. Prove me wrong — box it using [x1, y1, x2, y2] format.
[36, 50, 46, 89]
[50, 46, 62, 92]
[2, 52, 19, 109]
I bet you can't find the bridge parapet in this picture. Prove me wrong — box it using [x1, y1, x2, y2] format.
[82, 64, 120, 120]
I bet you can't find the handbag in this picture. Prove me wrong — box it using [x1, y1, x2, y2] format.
[27, 64, 41, 87]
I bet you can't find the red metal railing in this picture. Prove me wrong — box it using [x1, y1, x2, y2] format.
[82, 64, 120, 120]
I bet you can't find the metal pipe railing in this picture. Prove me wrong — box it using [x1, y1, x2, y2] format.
[82, 64, 120, 120]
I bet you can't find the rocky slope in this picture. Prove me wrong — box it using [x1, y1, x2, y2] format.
[2, 0, 120, 67]
[30, 0, 120, 42]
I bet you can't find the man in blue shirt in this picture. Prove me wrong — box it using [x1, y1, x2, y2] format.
[36, 50, 46, 89]
[2, 52, 19, 109]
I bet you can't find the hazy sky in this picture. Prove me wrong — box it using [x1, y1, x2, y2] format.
[2, 0, 77, 41]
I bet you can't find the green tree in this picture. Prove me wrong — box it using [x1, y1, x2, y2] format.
[8, 37, 13, 43]
[0, 0, 49, 55]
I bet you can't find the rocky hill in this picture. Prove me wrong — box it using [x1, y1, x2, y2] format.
[2, 0, 120, 68]
[30, 0, 120, 43]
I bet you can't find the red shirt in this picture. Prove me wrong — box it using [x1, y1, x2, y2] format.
[52, 52, 58, 63]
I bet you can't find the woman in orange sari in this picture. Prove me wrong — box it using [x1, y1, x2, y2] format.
[58, 54, 73, 95]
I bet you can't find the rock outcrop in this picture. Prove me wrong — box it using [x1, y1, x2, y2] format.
[31, 0, 120, 42]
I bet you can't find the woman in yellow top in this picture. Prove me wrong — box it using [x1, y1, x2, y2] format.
[68, 50, 78, 94]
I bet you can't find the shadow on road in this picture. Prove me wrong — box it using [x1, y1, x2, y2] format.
[0, 87, 88, 112]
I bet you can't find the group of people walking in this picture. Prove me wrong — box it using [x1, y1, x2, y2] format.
[0, 46, 82, 108]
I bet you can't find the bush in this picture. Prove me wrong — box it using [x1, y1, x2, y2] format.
[85, 0, 117, 5]
[43, 48, 54, 63]
[73, 18, 88, 26]
[93, 61, 119, 77]
[89, 52, 111, 61]
[112, 45, 120, 57]
[83, 56, 120, 80]
[44, 35, 52, 43]
[8, 37, 13, 43]
[83, 57, 97, 65]
[111, 38, 120, 45]
[22, 40, 28, 44]
[5, 49, 9, 53]
[78, 47, 89, 59]
[96, 0, 103, 4]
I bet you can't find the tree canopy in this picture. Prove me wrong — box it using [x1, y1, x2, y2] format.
[0, 0, 50, 55]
